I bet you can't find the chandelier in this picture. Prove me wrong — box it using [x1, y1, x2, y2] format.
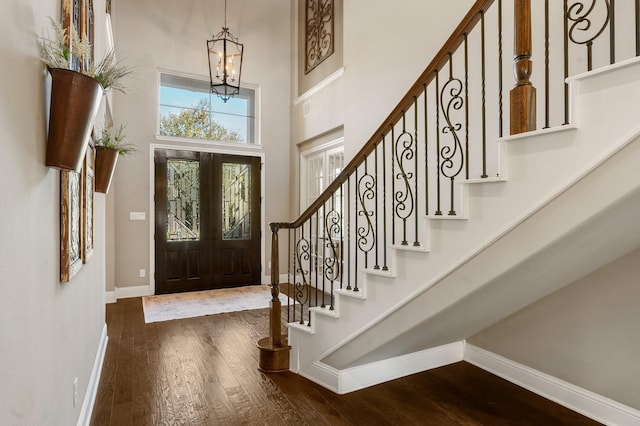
[207, 0, 243, 102]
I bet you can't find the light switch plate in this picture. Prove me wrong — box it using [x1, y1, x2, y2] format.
[130, 211, 146, 221]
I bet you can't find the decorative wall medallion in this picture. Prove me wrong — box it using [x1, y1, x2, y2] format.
[305, 0, 334, 74]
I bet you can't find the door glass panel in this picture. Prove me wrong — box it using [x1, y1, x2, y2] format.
[222, 162, 251, 240]
[167, 159, 200, 241]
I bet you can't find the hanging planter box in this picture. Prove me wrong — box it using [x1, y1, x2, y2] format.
[46, 68, 103, 172]
[94, 146, 119, 193]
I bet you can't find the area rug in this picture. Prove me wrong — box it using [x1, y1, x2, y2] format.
[142, 285, 288, 323]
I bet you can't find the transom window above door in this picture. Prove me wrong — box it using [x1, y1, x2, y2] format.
[158, 72, 258, 145]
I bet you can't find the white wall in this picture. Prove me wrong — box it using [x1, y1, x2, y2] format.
[110, 0, 291, 291]
[0, 1, 107, 424]
[291, 0, 475, 161]
[289, 0, 474, 219]
[469, 248, 640, 410]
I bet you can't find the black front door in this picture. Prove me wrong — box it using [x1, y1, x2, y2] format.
[154, 149, 261, 294]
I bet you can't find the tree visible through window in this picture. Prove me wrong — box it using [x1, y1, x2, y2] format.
[159, 73, 256, 144]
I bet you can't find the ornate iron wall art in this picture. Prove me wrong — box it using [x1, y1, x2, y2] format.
[440, 69, 465, 215]
[305, 0, 335, 74]
[61, 169, 84, 282]
[394, 118, 415, 246]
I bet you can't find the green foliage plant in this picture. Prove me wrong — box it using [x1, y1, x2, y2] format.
[159, 99, 243, 143]
[94, 124, 136, 156]
[38, 17, 132, 93]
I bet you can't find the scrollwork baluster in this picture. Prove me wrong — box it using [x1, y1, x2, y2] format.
[394, 112, 415, 246]
[567, 0, 611, 71]
[440, 54, 465, 216]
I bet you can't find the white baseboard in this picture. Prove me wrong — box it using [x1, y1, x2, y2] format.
[465, 344, 640, 425]
[114, 285, 153, 300]
[77, 324, 108, 426]
[300, 342, 464, 394]
[105, 291, 116, 304]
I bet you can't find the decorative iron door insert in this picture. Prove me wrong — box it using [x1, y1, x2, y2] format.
[154, 150, 261, 294]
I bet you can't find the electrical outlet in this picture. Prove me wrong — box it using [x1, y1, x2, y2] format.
[139, 268, 146, 278]
[73, 377, 78, 407]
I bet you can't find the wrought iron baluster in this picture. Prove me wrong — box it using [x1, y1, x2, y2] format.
[391, 124, 396, 243]
[357, 156, 376, 268]
[340, 183, 344, 289]
[317, 208, 322, 308]
[636, 0, 640, 56]
[346, 176, 352, 290]
[353, 170, 359, 292]
[287, 227, 291, 323]
[324, 195, 340, 311]
[382, 134, 389, 271]
[610, 0, 615, 64]
[395, 111, 416, 246]
[413, 97, 420, 247]
[440, 53, 464, 216]
[295, 226, 311, 324]
[423, 84, 429, 216]
[567, 0, 611, 72]
[498, 0, 504, 138]
[435, 70, 442, 216]
[308, 219, 313, 325]
[481, 9, 488, 178]
[464, 34, 469, 180]
[374, 144, 380, 270]
[564, 0, 570, 124]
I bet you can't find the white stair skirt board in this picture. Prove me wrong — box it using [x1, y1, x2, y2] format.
[465, 344, 640, 426]
[77, 324, 108, 426]
[298, 342, 465, 394]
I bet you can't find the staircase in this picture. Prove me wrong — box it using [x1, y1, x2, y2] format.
[260, 0, 640, 407]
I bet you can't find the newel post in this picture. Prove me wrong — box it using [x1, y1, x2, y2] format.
[510, 0, 536, 134]
[257, 223, 291, 372]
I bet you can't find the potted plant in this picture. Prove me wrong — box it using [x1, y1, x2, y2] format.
[94, 124, 135, 193]
[38, 18, 132, 172]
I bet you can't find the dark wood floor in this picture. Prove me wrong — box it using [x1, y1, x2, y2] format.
[90, 297, 600, 425]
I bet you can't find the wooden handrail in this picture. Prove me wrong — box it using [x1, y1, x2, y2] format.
[276, 0, 496, 230]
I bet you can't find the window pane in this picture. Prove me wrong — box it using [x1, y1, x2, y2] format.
[222, 163, 251, 240]
[166, 159, 200, 241]
[159, 73, 256, 144]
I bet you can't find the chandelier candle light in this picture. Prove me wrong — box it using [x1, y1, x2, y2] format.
[207, 0, 243, 102]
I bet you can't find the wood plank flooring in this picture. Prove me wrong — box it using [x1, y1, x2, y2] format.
[90, 297, 600, 425]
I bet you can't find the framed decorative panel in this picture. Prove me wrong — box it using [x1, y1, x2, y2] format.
[305, 0, 335, 74]
[83, 145, 95, 262]
[61, 169, 84, 282]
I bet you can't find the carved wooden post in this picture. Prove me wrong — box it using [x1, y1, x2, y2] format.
[510, 0, 536, 134]
[257, 223, 291, 372]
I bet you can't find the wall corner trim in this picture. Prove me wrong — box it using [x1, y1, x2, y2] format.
[114, 285, 154, 300]
[76, 324, 108, 426]
[293, 67, 345, 106]
[464, 344, 640, 425]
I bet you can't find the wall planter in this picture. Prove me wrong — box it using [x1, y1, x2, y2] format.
[46, 68, 103, 172]
[94, 146, 119, 193]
